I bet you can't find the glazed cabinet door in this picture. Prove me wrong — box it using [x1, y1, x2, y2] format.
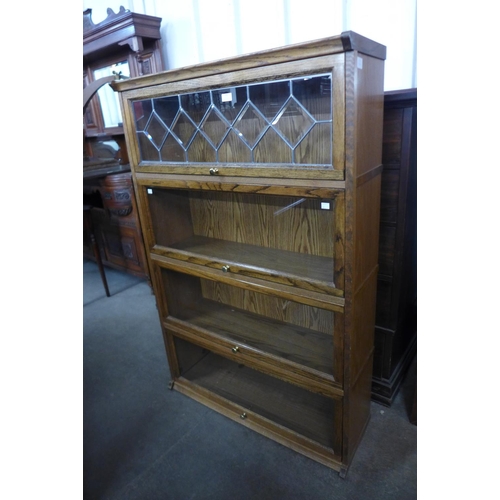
[158, 266, 344, 394]
[120, 55, 346, 180]
[138, 184, 345, 303]
[167, 335, 344, 466]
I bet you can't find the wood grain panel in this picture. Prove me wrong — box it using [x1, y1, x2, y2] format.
[382, 107, 404, 165]
[200, 280, 333, 335]
[119, 54, 344, 100]
[187, 132, 217, 162]
[253, 128, 293, 164]
[188, 192, 335, 256]
[218, 130, 252, 163]
[136, 173, 346, 196]
[132, 163, 345, 180]
[354, 174, 382, 288]
[353, 54, 384, 178]
[342, 351, 373, 465]
[294, 123, 332, 165]
[351, 269, 378, 381]
[380, 168, 400, 223]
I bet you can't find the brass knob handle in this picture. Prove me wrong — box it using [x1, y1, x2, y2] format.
[222, 265, 230, 273]
[240, 412, 247, 419]
[232, 346, 239, 353]
[209, 168, 219, 175]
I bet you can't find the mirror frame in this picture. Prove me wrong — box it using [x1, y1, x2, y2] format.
[83, 6, 163, 139]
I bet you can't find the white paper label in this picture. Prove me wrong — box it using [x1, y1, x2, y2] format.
[321, 202, 330, 210]
[147, 188, 153, 194]
[221, 92, 233, 102]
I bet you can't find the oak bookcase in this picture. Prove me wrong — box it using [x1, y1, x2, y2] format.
[113, 31, 386, 477]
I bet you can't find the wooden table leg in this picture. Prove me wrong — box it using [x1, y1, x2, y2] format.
[84, 205, 110, 297]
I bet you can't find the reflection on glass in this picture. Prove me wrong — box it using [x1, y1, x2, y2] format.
[94, 61, 130, 128]
[133, 73, 333, 166]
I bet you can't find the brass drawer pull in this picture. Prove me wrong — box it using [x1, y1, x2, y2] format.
[209, 168, 219, 175]
[222, 265, 230, 273]
[240, 412, 247, 419]
[232, 346, 239, 353]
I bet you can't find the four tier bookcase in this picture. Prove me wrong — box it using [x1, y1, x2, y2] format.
[112, 31, 386, 477]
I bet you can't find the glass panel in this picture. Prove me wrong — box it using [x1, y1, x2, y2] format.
[94, 61, 130, 128]
[133, 100, 152, 130]
[218, 129, 252, 163]
[173, 337, 337, 449]
[272, 98, 315, 146]
[180, 92, 211, 124]
[160, 134, 185, 162]
[163, 270, 334, 377]
[213, 86, 247, 123]
[132, 73, 333, 166]
[253, 127, 292, 163]
[172, 112, 196, 146]
[294, 123, 332, 165]
[147, 188, 338, 293]
[187, 132, 216, 162]
[154, 96, 179, 128]
[233, 103, 267, 147]
[145, 114, 168, 148]
[249, 80, 290, 120]
[292, 75, 332, 121]
[200, 108, 230, 147]
[137, 132, 160, 161]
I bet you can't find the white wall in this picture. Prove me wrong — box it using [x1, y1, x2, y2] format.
[83, 0, 417, 90]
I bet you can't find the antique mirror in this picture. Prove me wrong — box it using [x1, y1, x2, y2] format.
[83, 6, 163, 163]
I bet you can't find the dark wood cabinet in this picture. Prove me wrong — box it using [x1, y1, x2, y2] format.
[372, 89, 417, 405]
[113, 32, 386, 477]
[83, 6, 164, 280]
[83, 6, 163, 143]
[83, 172, 148, 278]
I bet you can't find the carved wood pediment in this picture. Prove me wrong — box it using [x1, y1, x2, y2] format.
[83, 6, 161, 59]
[83, 6, 129, 34]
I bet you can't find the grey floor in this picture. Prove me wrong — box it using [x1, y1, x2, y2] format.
[83, 258, 417, 499]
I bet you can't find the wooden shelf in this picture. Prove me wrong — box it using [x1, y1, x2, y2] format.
[167, 296, 334, 376]
[153, 235, 337, 295]
[175, 339, 338, 450]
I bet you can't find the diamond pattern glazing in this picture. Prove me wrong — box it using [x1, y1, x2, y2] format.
[133, 74, 332, 165]
[234, 103, 267, 148]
